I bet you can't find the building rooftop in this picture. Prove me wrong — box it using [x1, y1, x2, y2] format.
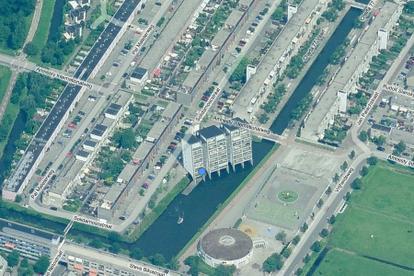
[83, 140, 97, 148]
[0, 218, 62, 245]
[131, 67, 148, 80]
[198, 125, 224, 140]
[187, 135, 201, 145]
[199, 228, 253, 261]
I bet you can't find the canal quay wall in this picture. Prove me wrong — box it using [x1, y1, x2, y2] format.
[270, 7, 363, 135]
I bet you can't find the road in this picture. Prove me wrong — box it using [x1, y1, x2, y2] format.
[24, 0, 43, 47]
[280, 29, 414, 276]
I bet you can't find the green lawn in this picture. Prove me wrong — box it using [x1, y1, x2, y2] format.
[0, 65, 12, 103]
[314, 164, 414, 273]
[316, 249, 414, 276]
[28, 0, 56, 63]
[0, 102, 19, 159]
[350, 165, 414, 221]
[330, 206, 414, 268]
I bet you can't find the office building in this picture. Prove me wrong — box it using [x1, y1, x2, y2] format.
[0, 218, 62, 260]
[182, 125, 252, 180]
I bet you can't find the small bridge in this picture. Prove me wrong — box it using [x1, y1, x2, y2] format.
[213, 117, 285, 144]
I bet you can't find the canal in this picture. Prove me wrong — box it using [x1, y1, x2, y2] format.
[48, 0, 66, 42]
[0, 111, 27, 187]
[134, 140, 275, 260]
[270, 7, 362, 135]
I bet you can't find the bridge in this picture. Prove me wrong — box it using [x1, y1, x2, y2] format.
[212, 117, 285, 144]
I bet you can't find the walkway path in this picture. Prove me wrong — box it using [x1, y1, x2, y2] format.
[24, 0, 44, 47]
[0, 70, 18, 122]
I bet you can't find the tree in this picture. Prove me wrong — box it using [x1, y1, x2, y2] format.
[282, 247, 292, 258]
[7, 250, 19, 267]
[349, 150, 356, 160]
[303, 254, 311, 263]
[325, 186, 332, 195]
[149, 254, 166, 266]
[311, 241, 322, 252]
[184, 256, 200, 276]
[89, 238, 104, 249]
[351, 178, 362, 190]
[24, 42, 39, 56]
[130, 247, 144, 260]
[367, 156, 378, 166]
[112, 128, 136, 149]
[329, 215, 336, 224]
[109, 243, 121, 253]
[373, 135, 386, 147]
[34, 255, 50, 274]
[214, 265, 236, 276]
[18, 258, 34, 276]
[344, 192, 351, 201]
[292, 235, 301, 245]
[340, 161, 348, 171]
[295, 268, 303, 275]
[262, 253, 284, 272]
[320, 228, 329, 238]
[317, 198, 324, 208]
[333, 173, 340, 183]
[275, 231, 287, 243]
[360, 166, 369, 176]
[394, 141, 406, 155]
[108, 231, 122, 243]
[301, 222, 308, 232]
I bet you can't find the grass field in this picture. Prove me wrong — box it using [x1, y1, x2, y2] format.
[0, 65, 12, 103]
[316, 249, 414, 276]
[29, 0, 56, 63]
[313, 163, 414, 274]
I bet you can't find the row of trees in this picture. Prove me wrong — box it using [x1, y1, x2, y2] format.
[6, 250, 49, 275]
[0, 0, 35, 50]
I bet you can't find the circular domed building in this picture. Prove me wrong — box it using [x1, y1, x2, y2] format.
[198, 228, 253, 268]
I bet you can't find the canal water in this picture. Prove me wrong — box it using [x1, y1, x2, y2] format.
[270, 7, 362, 135]
[134, 140, 275, 260]
[48, 0, 66, 42]
[0, 111, 27, 186]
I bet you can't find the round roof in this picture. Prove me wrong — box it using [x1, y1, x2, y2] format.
[199, 228, 253, 261]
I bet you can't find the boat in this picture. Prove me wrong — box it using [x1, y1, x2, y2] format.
[177, 215, 184, 224]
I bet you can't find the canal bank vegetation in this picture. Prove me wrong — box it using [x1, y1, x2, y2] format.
[0, 0, 36, 54]
[127, 177, 190, 241]
[0, 72, 63, 183]
[184, 255, 236, 276]
[0, 65, 12, 104]
[285, 28, 322, 79]
[321, 0, 345, 22]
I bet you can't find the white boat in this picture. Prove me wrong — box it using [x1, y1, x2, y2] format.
[177, 216, 184, 224]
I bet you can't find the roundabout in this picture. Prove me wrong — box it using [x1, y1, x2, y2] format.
[277, 190, 299, 203]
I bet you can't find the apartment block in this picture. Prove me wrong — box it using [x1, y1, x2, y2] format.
[222, 124, 253, 170]
[182, 125, 252, 180]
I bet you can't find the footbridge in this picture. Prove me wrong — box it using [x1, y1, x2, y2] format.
[213, 117, 285, 144]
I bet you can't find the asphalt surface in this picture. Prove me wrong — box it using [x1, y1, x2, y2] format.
[4, 0, 142, 193]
